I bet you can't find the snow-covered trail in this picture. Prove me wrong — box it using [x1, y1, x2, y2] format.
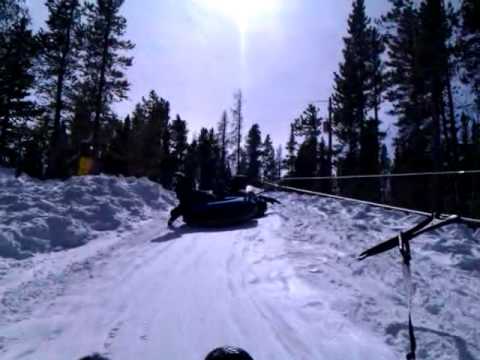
[1, 212, 395, 360]
[1, 170, 479, 360]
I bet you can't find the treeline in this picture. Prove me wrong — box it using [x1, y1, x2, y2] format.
[1, 0, 133, 179]
[284, 0, 480, 215]
[100, 89, 282, 190]
[0, 1, 281, 190]
[2, 0, 479, 214]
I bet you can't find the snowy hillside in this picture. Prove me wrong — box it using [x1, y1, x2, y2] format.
[0, 168, 175, 259]
[1, 171, 479, 360]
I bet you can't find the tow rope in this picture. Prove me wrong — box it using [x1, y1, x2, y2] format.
[358, 214, 464, 359]
[264, 182, 480, 357]
[399, 232, 416, 360]
[358, 214, 461, 261]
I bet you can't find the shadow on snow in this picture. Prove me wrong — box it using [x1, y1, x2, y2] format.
[151, 219, 259, 243]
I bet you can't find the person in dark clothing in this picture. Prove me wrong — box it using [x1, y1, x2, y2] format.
[168, 172, 215, 226]
[229, 175, 248, 196]
[78, 354, 110, 360]
[77, 347, 253, 360]
[205, 346, 254, 360]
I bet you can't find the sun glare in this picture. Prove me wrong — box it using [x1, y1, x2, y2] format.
[194, 0, 279, 33]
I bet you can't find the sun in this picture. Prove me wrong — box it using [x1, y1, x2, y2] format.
[194, 0, 279, 33]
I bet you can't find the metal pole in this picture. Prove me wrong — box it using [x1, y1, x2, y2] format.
[328, 97, 333, 177]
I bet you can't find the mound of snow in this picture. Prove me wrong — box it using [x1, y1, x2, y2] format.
[0, 170, 175, 259]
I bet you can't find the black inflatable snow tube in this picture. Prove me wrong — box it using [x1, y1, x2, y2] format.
[183, 196, 260, 227]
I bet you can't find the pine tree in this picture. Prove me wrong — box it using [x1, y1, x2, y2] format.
[38, 0, 83, 178]
[0, 2, 37, 167]
[102, 115, 129, 175]
[459, 112, 475, 168]
[293, 104, 320, 178]
[38, 0, 83, 129]
[238, 148, 248, 176]
[383, 0, 435, 209]
[70, 82, 94, 153]
[360, 118, 382, 200]
[82, 0, 134, 154]
[380, 144, 391, 174]
[141, 91, 170, 183]
[294, 104, 321, 139]
[317, 138, 331, 192]
[245, 123, 262, 182]
[383, 0, 431, 172]
[366, 26, 385, 136]
[229, 90, 243, 174]
[217, 110, 229, 178]
[262, 134, 276, 182]
[418, 0, 459, 169]
[379, 144, 392, 202]
[471, 119, 480, 171]
[318, 138, 329, 176]
[459, 0, 480, 113]
[384, 0, 460, 210]
[127, 100, 147, 176]
[170, 114, 188, 174]
[358, 24, 385, 197]
[295, 138, 317, 177]
[160, 114, 173, 188]
[0, 0, 28, 32]
[121, 91, 171, 181]
[184, 138, 199, 184]
[275, 145, 283, 180]
[17, 126, 45, 178]
[198, 129, 209, 182]
[284, 123, 297, 176]
[332, 0, 371, 177]
[292, 104, 321, 190]
[197, 127, 217, 190]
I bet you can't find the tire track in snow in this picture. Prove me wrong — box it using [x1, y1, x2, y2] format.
[3, 205, 396, 359]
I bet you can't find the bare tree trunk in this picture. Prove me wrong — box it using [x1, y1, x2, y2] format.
[446, 72, 459, 168]
[53, 3, 75, 137]
[0, 98, 12, 164]
[432, 98, 443, 213]
[440, 107, 451, 164]
[48, 4, 75, 178]
[93, 3, 113, 156]
[328, 98, 333, 177]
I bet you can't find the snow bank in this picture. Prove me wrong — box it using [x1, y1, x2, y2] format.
[274, 192, 480, 359]
[0, 169, 175, 259]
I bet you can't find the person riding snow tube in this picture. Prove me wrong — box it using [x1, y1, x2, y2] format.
[205, 346, 254, 360]
[168, 173, 217, 226]
[168, 173, 279, 227]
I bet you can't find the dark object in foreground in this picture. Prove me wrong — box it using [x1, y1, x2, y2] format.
[357, 213, 468, 360]
[78, 354, 110, 360]
[205, 346, 254, 360]
[168, 173, 278, 227]
[78, 346, 253, 360]
[182, 195, 263, 227]
[358, 213, 461, 260]
[170, 193, 277, 227]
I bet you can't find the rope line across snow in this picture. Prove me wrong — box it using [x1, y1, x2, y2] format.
[265, 182, 480, 227]
[280, 169, 480, 181]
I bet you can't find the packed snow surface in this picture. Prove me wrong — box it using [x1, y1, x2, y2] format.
[0, 171, 479, 359]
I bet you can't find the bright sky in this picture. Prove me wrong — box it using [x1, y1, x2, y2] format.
[27, 0, 392, 146]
